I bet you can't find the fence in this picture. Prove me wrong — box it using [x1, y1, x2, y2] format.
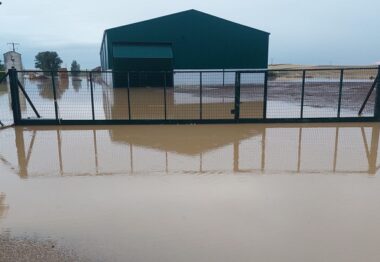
[1, 66, 379, 127]
[0, 71, 14, 128]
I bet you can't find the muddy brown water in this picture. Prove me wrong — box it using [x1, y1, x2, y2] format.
[1, 123, 380, 261]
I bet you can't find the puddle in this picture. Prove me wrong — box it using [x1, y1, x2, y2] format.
[1, 123, 380, 261]
[0, 123, 379, 177]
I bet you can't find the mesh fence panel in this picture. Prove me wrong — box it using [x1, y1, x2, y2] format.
[94, 71, 130, 120]
[240, 72, 264, 119]
[201, 72, 235, 120]
[129, 72, 165, 120]
[303, 70, 341, 118]
[19, 72, 55, 120]
[267, 70, 303, 118]
[0, 74, 13, 127]
[169, 72, 201, 120]
[340, 68, 377, 117]
[3, 68, 378, 124]
[56, 71, 93, 120]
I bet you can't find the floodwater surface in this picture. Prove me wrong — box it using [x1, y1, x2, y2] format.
[1, 123, 380, 261]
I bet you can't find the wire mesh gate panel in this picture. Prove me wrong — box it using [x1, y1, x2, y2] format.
[3, 67, 380, 126]
[201, 72, 235, 120]
[170, 72, 200, 119]
[0, 73, 14, 128]
[267, 70, 303, 118]
[340, 68, 377, 117]
[240, 72, 265, 119]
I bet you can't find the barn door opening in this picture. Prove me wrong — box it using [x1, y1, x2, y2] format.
[112, 43, 173, 88]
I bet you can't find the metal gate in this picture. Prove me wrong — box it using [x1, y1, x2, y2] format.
[0, 72, 14, 128]
[4, 67, 380, 126]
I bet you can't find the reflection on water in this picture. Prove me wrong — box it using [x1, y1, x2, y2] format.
[72, 78, 82, 92]
[0, 83, 7, 96]
[36, 78, 69, 100]
[1, 123, 379, 178]
[0, 82, 13, 126]
[2, 124, 380, 261]
[0, 192, 9, 219]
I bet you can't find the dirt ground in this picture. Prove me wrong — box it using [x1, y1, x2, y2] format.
[0, 233, 86, 262]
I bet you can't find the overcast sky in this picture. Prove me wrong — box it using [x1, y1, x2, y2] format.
[0, 0, 379, 69]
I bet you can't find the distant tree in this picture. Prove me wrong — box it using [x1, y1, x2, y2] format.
[0, 59, 5, 71]
[0, 59, 5, 80]
[70, 60, 81, 77]
[35, 51, 62, 74]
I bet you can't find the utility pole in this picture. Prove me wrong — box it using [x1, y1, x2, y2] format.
[7, 42, 20, 52]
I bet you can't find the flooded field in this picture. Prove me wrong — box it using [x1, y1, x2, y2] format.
[2, 123, 380, 261]
[0, 69, 379, 261]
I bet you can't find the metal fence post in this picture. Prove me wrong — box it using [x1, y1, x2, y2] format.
[263, 71, 268, 119]
[375, 65, 380, 120]
[300, 70, 306, 118]
[163, 72, 167, 120]
[200, 72, 203, 120]
[234, 72, 241, 120]
[51, 71, 59, 123]
[222, 69, 225, 88]
[337, 69, 344, 118]
[86, 70, 89, 88]
[8, 68, 21, 125]
[89, 72, 95, 120]
[127, 72, 132, 120]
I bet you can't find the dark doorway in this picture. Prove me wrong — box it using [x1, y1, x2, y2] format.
[112, 43, 174, 88]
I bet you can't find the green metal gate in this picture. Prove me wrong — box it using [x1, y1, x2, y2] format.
[4, 66, 380, 126]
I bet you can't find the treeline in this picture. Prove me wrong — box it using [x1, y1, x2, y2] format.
[35, 51, 81, 75]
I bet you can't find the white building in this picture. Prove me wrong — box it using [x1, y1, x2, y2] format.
[3, 51, 23, 71]
[3, 51, 26, 113]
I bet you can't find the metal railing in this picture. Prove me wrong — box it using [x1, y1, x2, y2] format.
[4, 66, 380, 126]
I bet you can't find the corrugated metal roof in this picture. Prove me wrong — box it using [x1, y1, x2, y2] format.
[113, 45, 173, 59]
[105, 10, 270, 35]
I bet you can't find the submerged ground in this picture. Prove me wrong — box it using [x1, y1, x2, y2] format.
[1, 123, 380, 261]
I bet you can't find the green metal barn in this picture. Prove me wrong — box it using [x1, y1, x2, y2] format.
[100, 9, 270, 87]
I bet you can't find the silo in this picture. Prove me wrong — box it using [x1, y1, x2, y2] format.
[3, 51, 23, 71]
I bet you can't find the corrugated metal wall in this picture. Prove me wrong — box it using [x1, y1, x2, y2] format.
[100, 10, 269, 71]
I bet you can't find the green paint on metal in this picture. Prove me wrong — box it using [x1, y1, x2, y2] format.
[113, 44, 173, 59]
[100, 9, 269, 71]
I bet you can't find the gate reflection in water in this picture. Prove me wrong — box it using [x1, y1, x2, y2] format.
[1, 123, 379, 178]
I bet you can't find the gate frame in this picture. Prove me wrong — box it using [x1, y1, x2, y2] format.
[9, 68, 22, 125]
[374, 65, 380, 120]
[7, 67, 380, 126]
